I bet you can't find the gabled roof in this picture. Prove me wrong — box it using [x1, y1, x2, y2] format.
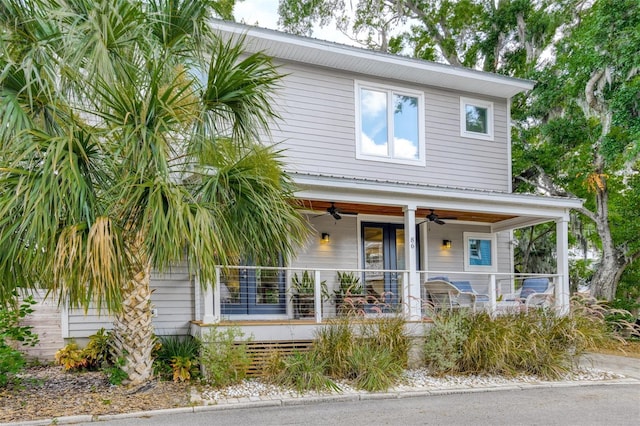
[212, 19, 535, 99]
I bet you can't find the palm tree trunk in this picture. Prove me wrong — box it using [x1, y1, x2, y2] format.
[110, 263, 155, 386]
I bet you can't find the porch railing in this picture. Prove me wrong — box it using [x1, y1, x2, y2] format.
[195, 266, 563, 324]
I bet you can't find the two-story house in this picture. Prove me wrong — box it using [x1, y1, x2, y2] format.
[27, 20, 581, 358]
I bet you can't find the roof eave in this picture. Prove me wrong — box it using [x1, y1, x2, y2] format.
[212, 20, 535, 99]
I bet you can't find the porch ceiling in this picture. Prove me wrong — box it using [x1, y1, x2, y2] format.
[298, 200, 517, 224]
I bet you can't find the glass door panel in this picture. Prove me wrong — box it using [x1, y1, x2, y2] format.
[363, 226, 385, 299]
[362, 223, 405, 305]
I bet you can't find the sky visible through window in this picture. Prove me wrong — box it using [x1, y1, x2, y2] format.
[360, 88, 419, 160]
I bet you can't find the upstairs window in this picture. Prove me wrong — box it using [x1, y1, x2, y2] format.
[460, 97, 494, 141]
[356, 82, 425, 165]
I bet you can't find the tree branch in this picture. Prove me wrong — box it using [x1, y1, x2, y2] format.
[396, 0, 463, 66]
[585, 68, 605, 113]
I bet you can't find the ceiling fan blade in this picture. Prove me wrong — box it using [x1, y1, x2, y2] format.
[434, 218, 446, 225]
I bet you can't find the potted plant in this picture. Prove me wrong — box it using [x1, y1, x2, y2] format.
[334, 271, 364, 315]
[291, 271, 328, 318]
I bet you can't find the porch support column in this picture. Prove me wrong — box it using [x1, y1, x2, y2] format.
[201, 267, 220, 324]
[556, 216, 570, 315]
[403, 204, 421, 321]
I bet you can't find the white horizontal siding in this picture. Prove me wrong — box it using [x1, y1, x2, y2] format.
[422, 224, 511, 296]
[290, 214, 359, 291]
[67, 266, 194, 338]
[270, 62, 511, 191]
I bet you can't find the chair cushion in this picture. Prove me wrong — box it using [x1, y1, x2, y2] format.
[428, 276, 449, 282]
[451, 281, 473, 292]
[520, 278, 549, 298]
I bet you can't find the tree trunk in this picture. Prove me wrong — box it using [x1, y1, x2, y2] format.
[110, 262, 155, 386]
[587, 172, 626, 300]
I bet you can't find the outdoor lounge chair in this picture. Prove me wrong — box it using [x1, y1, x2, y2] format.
[422, 279, 477, 312]
[503, 277, 554, 309]
[450, 280, 490, 305]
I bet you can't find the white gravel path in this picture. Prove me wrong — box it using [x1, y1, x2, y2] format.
[197, 367, 624, 404]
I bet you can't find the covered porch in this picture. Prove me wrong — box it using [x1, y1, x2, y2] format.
[191, 174, 582, 340]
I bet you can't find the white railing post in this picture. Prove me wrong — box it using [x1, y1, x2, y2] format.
[489, 274, 497, 314]
[202, 272, 215, 324]
[403, 204, 421, 321]
[556, 217, 570, 315]
[314, 270, 322, 323]
[194, 275, 201, 321]
[213, 266, 221, 322]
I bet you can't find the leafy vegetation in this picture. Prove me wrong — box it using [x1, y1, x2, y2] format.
[0, 296, 39, 387]
[154, 335, 201, 382]
[424, 297, 623, 379]
[0, 0, 308, 386]
[269, 316, 410, 392]
[266, 351, 339, 394]
[55, 328, 114, 372]
[199, 327, 252, 387]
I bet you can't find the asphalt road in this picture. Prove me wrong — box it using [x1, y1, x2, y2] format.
[86, 384, 639, 426]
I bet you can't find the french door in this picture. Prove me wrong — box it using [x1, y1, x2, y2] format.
[362, 223, 407, 304]
[221, 261, 286, 315]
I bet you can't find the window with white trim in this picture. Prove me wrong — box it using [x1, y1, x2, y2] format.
[463, 232, 497, 272]
[355, 82, 425, 165]
[460, 97, 494, 141]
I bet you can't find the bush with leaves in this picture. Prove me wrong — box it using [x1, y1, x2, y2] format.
[424, 297, 614, 379]
[423, 310, 471, 375]
[154, 335, 201, 382]
[55, 328, 114, 371]
[199, 326, 252, 387]
[313, 318, 355, 378]
[1, 295, 39, 387]
[311, 315, 410, 391]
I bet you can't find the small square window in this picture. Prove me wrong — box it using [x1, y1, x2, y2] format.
[460, 97, 494, 141]
[463, 232, 497, 272]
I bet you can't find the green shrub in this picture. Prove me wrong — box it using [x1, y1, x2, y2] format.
[424, 297, 614, 380]
[55, 328, 115, 372]
[313, 318, 355, 378]
[154, 335, 201, 382]
[105, 356, 128, 385]
[348, 343, 402, 392]
[361, 316, 410, 368]
[1, 295, 39, 387]
[423, 310, 471, 375]
[312, 315, 409, 391]
[55, 342, 88, 371]
[267, 351, 339, 394]
[0, 344, 25, 387]
[199, 326, 252, 387]
[84, 328, 113, 369]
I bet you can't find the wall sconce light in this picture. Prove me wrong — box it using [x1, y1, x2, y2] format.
[442, 239, 452, 249]
[321, 233, 330, 243]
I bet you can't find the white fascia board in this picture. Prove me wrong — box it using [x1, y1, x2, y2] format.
[212, 20, 535, 99]
[491, 215, 570, 233]
[293, 175, 582, 212]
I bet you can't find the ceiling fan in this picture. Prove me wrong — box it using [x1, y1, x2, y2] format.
[422, 209, 457, 225]
[312, 202, 343, 220]
[327, 203, 342, 220]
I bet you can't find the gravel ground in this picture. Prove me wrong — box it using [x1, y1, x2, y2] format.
[0, 365, 625, 424]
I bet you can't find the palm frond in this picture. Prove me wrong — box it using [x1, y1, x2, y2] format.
[200, 35, 283, 145]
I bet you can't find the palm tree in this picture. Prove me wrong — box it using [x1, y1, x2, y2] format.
[0, 0, 308, 385]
